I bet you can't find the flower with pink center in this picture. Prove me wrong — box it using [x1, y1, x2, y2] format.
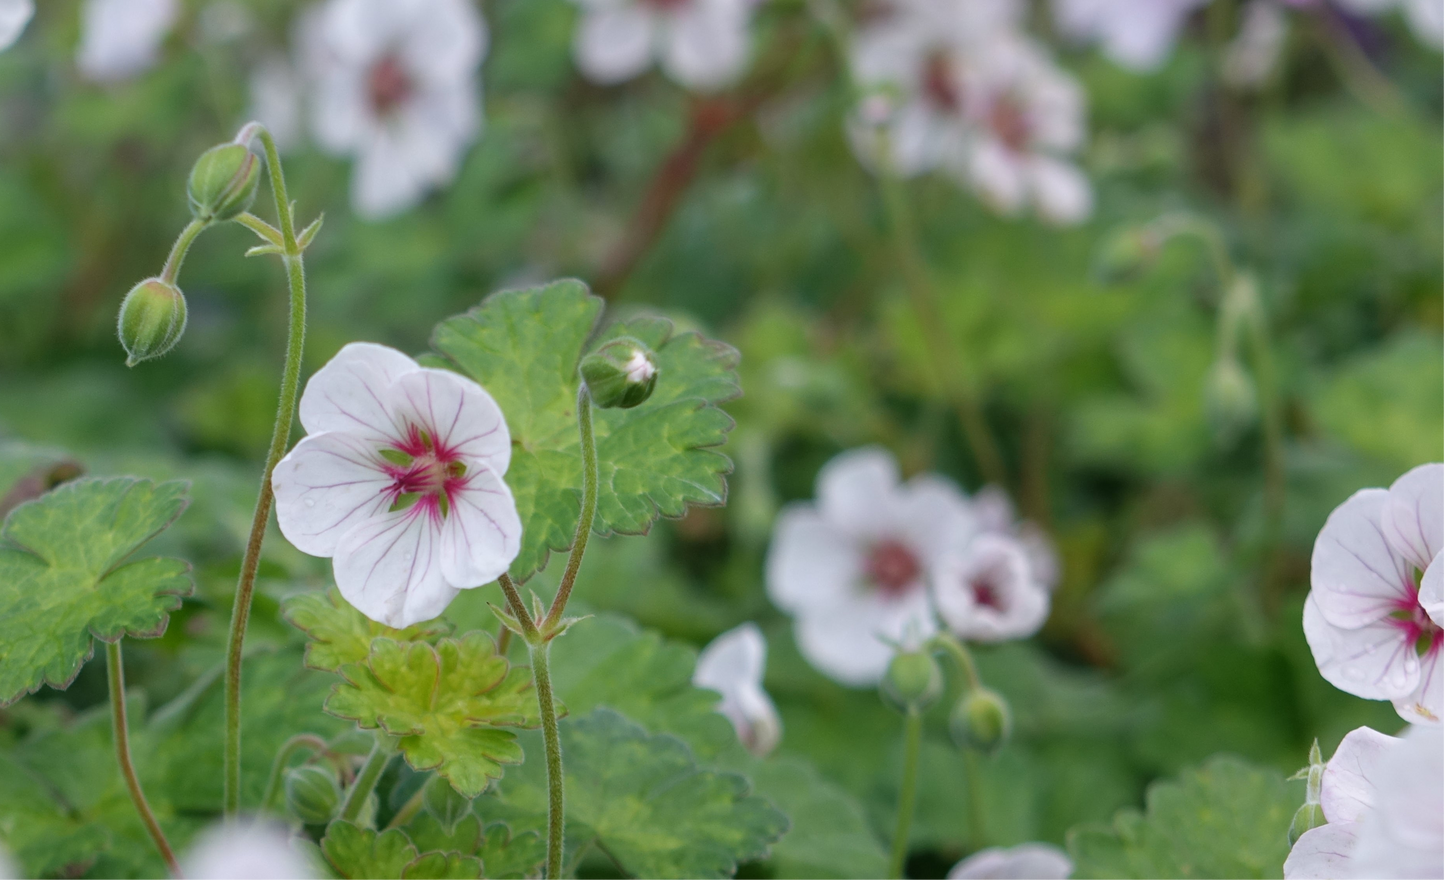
[0, 0, 32, 53]
[766, 447, 974, 685]
[272, 342, 521, 628]
[948, 842, 1073, 879]
[569, 0, 764, 91]
[972, 484, 1060, 590]
[932, 532, 1051, 642]
[76, 0, 179, 82]
[1052, 0, 1210, 71]
[1304, 462, 1443, 723]
[693, 622, 782, 756]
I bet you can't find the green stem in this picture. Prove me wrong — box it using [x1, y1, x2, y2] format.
[888, 709, 924, 879]
[532, 643, 566, 878]
[159, 218, 208, 284]
[339, 738, 394, 824]
[260, 734, 330, 813]
[497, 572, 541, 642]
[930, 632, 981, 691]
[385, 784, 427, 831]
[962, 748, 987, 852]
[107, 642, 181, 877]
[224, 124, 309, 816]
[543, 386, 598, 631]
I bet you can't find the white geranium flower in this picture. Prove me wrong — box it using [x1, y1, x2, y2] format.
[973, 484, 1060, 590]
[948, 842, 1073, 879]
[0, 0, 32, 52]
[272, 342, 522, 628]
[76, 0, 179, 82]
[1304, 463, 1443, 723]
[1052, 0, 1209, 71]
[184, 821, 316, 879]
[569, 0, 763, 90]
[304, 0, 487, 219]
[1336, 0, 1443, 50]
[693, 622, 782, 756]
[249, 56, 305, 152]
[766, 447, 974, 685]
[932, 533, 1051, 642]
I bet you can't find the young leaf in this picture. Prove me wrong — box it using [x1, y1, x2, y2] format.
[284, 586, 453, 673]
[320, 821, 420, 879]
[430, 280, 740, 580]
[324, 633, 535, 797]
[403, 851, 482, 879]
[0, 477, 192, 705]
[475, 823, 545, 880]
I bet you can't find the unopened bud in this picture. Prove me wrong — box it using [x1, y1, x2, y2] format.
[188, 143, 260, 222]
[1204, 356, 1257, 443]
[950, 688, 1012, 754]
[422, 773, 473, 831]
[284, 764, 341, 824]
[880, 650, 942, 713]
[580, 337, 659, 409]
[1288, 801, 1325, 846]
[1095, 226, 1160, 284]
[117, 277, 187, 366]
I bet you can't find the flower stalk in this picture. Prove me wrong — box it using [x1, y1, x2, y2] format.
[338, 736, 394, 824]
[888, 708, 924, 879]
[107, 641, 181, 877]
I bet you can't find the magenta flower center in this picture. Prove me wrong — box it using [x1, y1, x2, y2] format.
[1390, 581, 1443, 657]
[381, 425, 466, 519]
[988, 94, 1032, 153]
[922, 51, 963, 113]
[368, 54, 413, 117]
[865, 539, 922, 597]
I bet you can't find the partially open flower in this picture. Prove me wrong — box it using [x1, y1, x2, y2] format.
[0, 0, 33, 52]
[932, 533, 1050, 642]
[580, 337, 659, 409]
[947, 842, 1072, 879]
[693, 622, 782, 756]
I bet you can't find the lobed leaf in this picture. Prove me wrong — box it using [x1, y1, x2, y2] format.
[284, 586, 452, 673]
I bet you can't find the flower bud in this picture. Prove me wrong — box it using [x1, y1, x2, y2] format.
[284, 764, 341, 825]
[950, 688, 1012, 754]
[579, 338, 659, 409]
[1287, 801, 1326, 846]
[117, 277, 187, 367]
[880, 650, 942, 713]
[1204, 356, 1257, 443]
[188, 143, 260, 222]
[422, 773, 473, 831]
[1094, 226, 1161, 284]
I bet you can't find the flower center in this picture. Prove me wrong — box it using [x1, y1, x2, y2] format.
[971, 575, 1004, 611]
[380, 426, 466, 519]
[1388, 581, 1443, 656]
[922, 50, 962, 113]
[864, 539, 922, 597]
[988, 94, 1031, 153]
[368, 54, 413, 117]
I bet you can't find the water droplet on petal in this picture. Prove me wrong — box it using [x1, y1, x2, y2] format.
[304, 497, 316, 508]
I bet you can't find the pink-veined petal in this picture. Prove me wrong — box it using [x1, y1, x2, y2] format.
[1029, 155, 1093, 225]
[1303, 594, 1419, 701]
[1382, 462, 1443, 575]
[437, 462, 522, 588]
[1310, 489, 1414, 627]
[333, 506, 452, 627]
[1320, 725, 1398, 825]
[1420, 553, 1443, 627]
[1348, 723, 1444, 880]
[1283, 822, 1360, 880]
[388, 367, 511, 474]
[765, 505, 866, 614]
[1391, 640, 1441, 724]
[272, 431, 394, 557]
[298, 342, 420, 441]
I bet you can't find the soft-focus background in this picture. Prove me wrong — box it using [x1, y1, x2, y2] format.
[0, 0, 1440, 877]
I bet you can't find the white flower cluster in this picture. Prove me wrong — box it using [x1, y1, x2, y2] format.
[767, 447, 1057, 686]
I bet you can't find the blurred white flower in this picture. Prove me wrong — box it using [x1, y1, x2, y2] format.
[1053, 0, 1209, 71]
[693, 622, 782, 756]
[1223, 0, 1289, 87]
[932, 533, 1051, 642]
[766, 447, 974, 685]
[973, 484, 1060, 590]
[1304, 462, 1443, 723]
[569, 0, 764, 90]
[272, 342, 521, 628]
[77, 0, 179, 82]
[199, 1, 254, 44]
[184, 821, 317, 879]
[1336, 0, 1443, 50]
[249, 55, 305, 152]
[303, 0, 487, 219]
[0, 0, 32, 53]
[948, 842, 1073, 879]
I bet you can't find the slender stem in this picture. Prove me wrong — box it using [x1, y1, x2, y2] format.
[543, 387, 598, 631]
[497, 573, 541, 642]
[107, 642, 181, 877]
[160, 218, 208, 284]
[888, 709, 924, 879]
[385, 784, 427, 831]
[224, 125, 309, 816]
[338, 738, 393, 824]
[496, 626, 513, 657]
[930, 632, 981, 691]
[962, 748, 987, 852]
[532, 643, 566, 878]
[260, 734, 330, 813]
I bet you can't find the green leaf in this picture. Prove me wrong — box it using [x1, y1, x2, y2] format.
[430, 280, 739, 580]
[1313, 331, 1444, 471]
[404, 813, 483, 856]
[0, 477, 192, 705]
[1066, 755, 1300, 879]
[476, 823, 545, 879]
[284, 586, 453, 673]
[403, 851, 483, 879]
[321, 821, 421, 879]
[325, 632, 535, 797]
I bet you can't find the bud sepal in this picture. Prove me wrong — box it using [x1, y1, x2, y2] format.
[284, 764, 342, 824]
[950, 687, 1012, 755]
[880, 649, 943, 714]
[579, 337, 659, 409]
[117, 277, 187, 367]
[188, 143, 261, 223]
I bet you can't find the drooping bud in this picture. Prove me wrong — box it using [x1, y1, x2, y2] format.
[950, 688, 1012, 754]
[880, 650, 942, 714]
[284, 764, 341, 825]
[1204, 356, 1257, 443]
[579, 337, 659, 409]
[188, 143, 260, 222]
[1094, 226, 1161, 284]
[1287, 801, 1326, 846]
[422, 773, 473, 832]
[1287, 739, 1326, 845]
[117, 277, 187, 367]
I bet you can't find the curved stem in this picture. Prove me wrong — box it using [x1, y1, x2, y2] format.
[107, 642, 181, 877]
[531, 643, 566, 878]
[224, 125, 309, 816]
[260, 734, 330, 813]
[543, 387, 598, 631]
[888, 709, 923, 879]
[930, 632, 981, 691]
[339, 737, 394, 824]
[160, 218, 208, 284]
[384, 785, 427, 831]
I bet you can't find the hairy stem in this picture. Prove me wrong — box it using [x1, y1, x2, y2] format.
[543, 386, 598, 631]
[338, 738, 393, 824]
[159, 218, 208, 284]
[224, 124, 309, 816]
[532, 643, 566, 878]
[888, 709, 924, 879]
[107, 642, 181, 877]
[497, 572, 540, 642]
[260, 734, 330, 813]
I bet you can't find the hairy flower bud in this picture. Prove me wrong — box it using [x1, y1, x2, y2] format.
[950, 688, 1012, 754]
[188, 143, 260, 222]
[284, 764, 341, 825]
[1287, 801, 1326, 846]
[117, 277, 187, 366]
[579, 337, 659, 409]
[423, 773, 473, 831]
[880, 650, 942, 713]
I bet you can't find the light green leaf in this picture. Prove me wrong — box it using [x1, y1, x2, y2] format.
[1066, 755, 1299, 879]
[1314, 331, 1444, 471]
[430, 280, 739, 580]
[0, 477, 192, 705]
[325, 633, 535, 797]
[476, 823, 545, 879]
[284, 586, 452, 672]
[403, 851, 483, 879]
[320, 821, 421, 879]
[404, 814, 483, 856]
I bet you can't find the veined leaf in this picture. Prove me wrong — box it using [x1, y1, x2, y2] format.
[284, 586, 452, 673]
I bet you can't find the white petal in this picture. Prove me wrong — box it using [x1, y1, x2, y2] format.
[1348, 723, 1445, 879]
[896, 473, 976, 566]
[272, 432, 395, 557]
[765, 505, 866, 614]
[932, 534, 1049, 642]
[398, 0, 487, 84]
[728, 680, 782, 756]
[352, 127, 432, 219]
[574, 4, 656, 85]
[298, 342, 420, 441]
[661, 0, 751, 90]
[1405, 0, 1443, 50]
[1310, 488, 1415, 627]
[968, 138, 1029, 216]
[1420, 553, 1443, 627]
[816, 446, 905, 540]
[1383, 462, 1443, 575]
[694, 623, 781, 756]
[0, 0, 33, 52]
[1304, 594, 1420, 701]
[1321, 725, 1399, 824]
[793, 588, 935, 686]
[309, 68, 372, 156]
[184, 821, 315, 880]
[1391, 640, 1442, 724]
[438, 462, 522, 588]
[333, 506, 452, 627]
[249, 57, 304, 153]
[76, 0, 179, 82]
[387, 367, 511, 474]
[889, 102, 954, 177]
[1283, 822, 1360, 880]
[1029, 155, 1093, 225]
[948, 843, 1073, 879]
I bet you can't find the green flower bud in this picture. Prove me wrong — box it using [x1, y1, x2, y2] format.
[117, 277, 187, 367]
[1288, 801, 1326, 846]
[880, 650, 942, 713]
[1204, 356, 1257, 443]
[579, 337, 659, 409]
[1094, 226, 1160, 284]
[284, 764, 341, 825]
[950, 688, 1012, 755]
[188, 143, 260, 222]
[422, 773, 474, 831]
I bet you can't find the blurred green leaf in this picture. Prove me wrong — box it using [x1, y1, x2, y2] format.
[1313, 331, 1444, 471]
